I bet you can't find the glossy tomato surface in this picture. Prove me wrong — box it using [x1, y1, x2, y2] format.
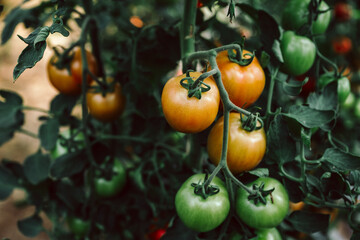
[216, 50, 265, 108]
[67, 216, 90, 237]
[236, 177, 289, 229]
[207, 112, 266, 174]
[94, 158, 127, 198]
[256, 228, 282, 240]
[280, 31, 316, 76]
[50, 129, 85, 159]
[47, 56, 81, 95]
[175, 173, 230, 232]
[87, 78, 126, 122]
[161, 72, 220, 133]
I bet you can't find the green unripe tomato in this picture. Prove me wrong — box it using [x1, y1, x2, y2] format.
[50, 129, 85, 159]
[236, 177, 289, 229]
[354, 98, 360, 120]
[341, 92, 355, 110]
[256, 228, 282, 240]
[67, 216, 90, 237]
[280, 31, 316, 76]
[175, 173, 230, 232]
[337, 77, 351, 104]
[282, 0, 331, 34]
[94, 158, 127, 198]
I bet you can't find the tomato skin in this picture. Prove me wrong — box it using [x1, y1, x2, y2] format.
[207, 112, 266, 174]
[337, 77, 351, 104]
[197, 0, 204, 8]
[332, 36, 352, 55]
[47, 57, 81, 95]
[70, 46, 98, 85]
[282, 0, 331, 34]
[354, 98, 360, 120]
[86, 78, 126, 122]
[94, 158, 126, 198]
[236, 177, 289, 229]
[280, 31, 316, 76]
[341, 92, 355, 110]
[161, 72, 220, 133]
[334, 3, 351, 22]
[50, 129, 84, 159]
[175, 173, 230, 232]
[216, 50, 265, 108]
[296, 74, 316, 97]
[147, 228, 166, 240]
[256, 228, 282, 240]
[67, 217, 90, 237]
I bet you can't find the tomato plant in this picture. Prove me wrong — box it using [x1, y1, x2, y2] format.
[70, 46, 98, 85]
[94, 158, 126, 198]
[175, 174, 230, 232]
[280, 31, 316, 76]
[161, 71, 220, 133]
[337, 76, 351, 104]
[282, 0, 331, 34]
[207, 112, 266, 174]
[86, 77, 126, 122]
[216, 50, 265, 108]
[236, 177, 289, 229]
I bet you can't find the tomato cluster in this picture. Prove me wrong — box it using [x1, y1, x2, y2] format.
[47, 47, 97, 95]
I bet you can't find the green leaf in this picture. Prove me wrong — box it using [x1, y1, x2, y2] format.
[307, 83, 338, 111]
[280, 75, 309, 96]
[248, 168, 269, 178]
[1, 7, 28, 44]
[50, 94, 78, 116]
[271, 39, 283, 63]
[50, 17, 69, 37]
[33, 26, 50, 48]
[39, 118, 59, 150]
[267, 114, 296, 164]
[23, 152, 50, 185]
[50, 151, 88, 179]
[288, 211, 329, 234]
[283, 105, 336, 129]
[0, 90, 24, 145]
[55, 181, 86, 211]
[17, 214, 43, 237]
[321, 148, 360, 171]
[13, 34, 47, 80]
[0, 165, 19, 200]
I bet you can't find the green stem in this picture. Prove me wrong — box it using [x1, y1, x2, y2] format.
[265, 66, 279, 121]
[18, 128, 38, 138]
[305, 194, 351, 210]
[22, 106, 50, 114]
[300, 141, 307, 181]
[181, 0, 198, 70]
[280, 164, 303, 183]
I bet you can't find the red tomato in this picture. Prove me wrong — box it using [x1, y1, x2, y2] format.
[296, 74, 316, 98]
[334, 2, 352, 21]
[70, 46, 98, 85]
[332, 36, 352, 55]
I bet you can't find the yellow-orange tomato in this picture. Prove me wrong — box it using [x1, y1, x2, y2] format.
[216, 50, 265, 108]
[70, 46, 98, 85]
[207, 112, 266, 174]
[47, 56, 81, 95]
[86, 78, 126, 122]
[161, 72, 220, 133]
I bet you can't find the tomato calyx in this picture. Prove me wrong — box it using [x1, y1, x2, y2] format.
[247, 182, 275, 205]
[227, 48, 255, 67]
[240, 112, 263, 132]
[190, 174, 220, 199]
[180, 70, 211, 99]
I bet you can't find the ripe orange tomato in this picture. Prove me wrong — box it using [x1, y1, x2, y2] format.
[207, 112, 266, 174]
[86, 78, 126, 122]
[216, 50, 265, 108]
[70, 46, 98, 85]
[47, 56, 81, 95]
[161, 72, 220, 133]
